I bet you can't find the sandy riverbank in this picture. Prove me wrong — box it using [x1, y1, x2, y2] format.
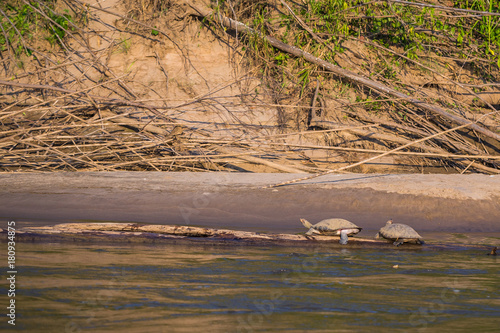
[1, 172, 499, 233]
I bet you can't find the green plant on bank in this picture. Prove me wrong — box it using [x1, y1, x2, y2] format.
[0, 0, 75, 58]
[356, 96, 383, 113]
[116, 37, 132, 54]
[454, 0, 500, 68]
[45, 7, 74, 46]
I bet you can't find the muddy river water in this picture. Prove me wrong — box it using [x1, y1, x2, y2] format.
[3, 238, 498, 333]
[1, 172, 499, 332]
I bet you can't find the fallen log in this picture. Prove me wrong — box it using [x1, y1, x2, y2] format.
[2, 222, 481, 250]
[2, 222, 393, 247]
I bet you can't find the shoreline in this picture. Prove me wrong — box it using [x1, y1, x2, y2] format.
[1, 172, 499, 233]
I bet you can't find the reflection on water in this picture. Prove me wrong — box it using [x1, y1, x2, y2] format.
[1, 241, 499, 332]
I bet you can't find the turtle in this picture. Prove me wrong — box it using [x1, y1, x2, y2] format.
[300, 218, 362, 245]
[375, 220, 424, 246]
[487, 247, 497, 256]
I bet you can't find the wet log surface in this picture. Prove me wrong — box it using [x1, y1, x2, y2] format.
[0, 222, 463, 250]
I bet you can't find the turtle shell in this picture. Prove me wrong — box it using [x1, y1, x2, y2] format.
[312, 218, 361, 234]
[378, 221, 422, 240]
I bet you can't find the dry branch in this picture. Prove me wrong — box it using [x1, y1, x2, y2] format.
[232, 154, 305, 173]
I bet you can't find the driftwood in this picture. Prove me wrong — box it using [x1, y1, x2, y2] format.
[5, 222, 388, 246]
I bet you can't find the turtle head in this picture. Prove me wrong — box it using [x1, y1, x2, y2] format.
[386, 220, 393, 225]
[300, 218, 313, 229]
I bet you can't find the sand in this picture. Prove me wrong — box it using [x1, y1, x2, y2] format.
[1, 172, 499, 233]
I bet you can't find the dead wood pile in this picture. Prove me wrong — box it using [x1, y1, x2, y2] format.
[0, 0, 499, 175]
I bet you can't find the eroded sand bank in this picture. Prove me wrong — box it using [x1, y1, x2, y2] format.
[1, 172, 499, 233]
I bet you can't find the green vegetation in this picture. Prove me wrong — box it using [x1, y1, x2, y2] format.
[116, 37, 132, 54]
[0, 0, 75, 58]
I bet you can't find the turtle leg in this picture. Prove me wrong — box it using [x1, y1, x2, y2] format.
[339, 230, 349, 245]
[375, 232, 381, 239]
[306, 228, 321, 235]
[393, 239, 404, 246]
